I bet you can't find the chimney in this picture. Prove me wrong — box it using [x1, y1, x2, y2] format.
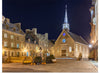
[2, 16, 5, 24]
[32, 28, 37, 35]
[5, 18, 10, 23]
[25, 29, 30, 33]
[45, 33, 48, 40]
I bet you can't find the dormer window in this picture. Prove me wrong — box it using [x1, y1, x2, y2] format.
[13, 28, 16, 31]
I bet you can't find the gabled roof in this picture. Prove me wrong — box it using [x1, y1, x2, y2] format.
[55, 29, 88, 45]
[68, 32, 88, 45]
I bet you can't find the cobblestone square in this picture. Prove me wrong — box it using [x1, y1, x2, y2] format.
[2, 59, 98, 72]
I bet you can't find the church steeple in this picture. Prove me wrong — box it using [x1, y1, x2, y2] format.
[62, 5, 69, 31]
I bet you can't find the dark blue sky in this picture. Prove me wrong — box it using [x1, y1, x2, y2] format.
[3, 0, 92, 42]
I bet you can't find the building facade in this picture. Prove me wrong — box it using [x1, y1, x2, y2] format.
[25, 28, 49, 57]
[53, 5, 89, 59]
[2, 16, 50, 62]
[89, 0, 98, 60]
[2, 16, 25, 62]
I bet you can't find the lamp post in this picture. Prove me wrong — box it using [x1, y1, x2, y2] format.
[39, 47, 42, 57]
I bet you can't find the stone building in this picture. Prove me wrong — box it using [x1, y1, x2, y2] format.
[89, 0, 98, 60]
[2, 16, 25, 61]
[48, 40, 55, 55]
[25, 28, 49, 56]
[53, 5, 89, 59]
[37, 32, 48, 53]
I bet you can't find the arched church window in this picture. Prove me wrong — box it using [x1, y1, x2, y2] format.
[69, 47, 72, 52]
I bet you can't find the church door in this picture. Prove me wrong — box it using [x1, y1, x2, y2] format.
[61, 50, 66, 56]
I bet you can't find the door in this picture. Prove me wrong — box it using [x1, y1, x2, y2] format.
[61, 50, 66, 56]
[27, 52, 28, 56]
[17, 52, 19, 57]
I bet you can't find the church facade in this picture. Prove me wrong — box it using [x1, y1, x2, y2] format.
[53, 5, 89, 59]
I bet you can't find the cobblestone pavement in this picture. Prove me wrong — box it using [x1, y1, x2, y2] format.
[2, 59, 98, 72]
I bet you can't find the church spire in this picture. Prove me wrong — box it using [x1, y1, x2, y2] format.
[63, 5, 69, 31]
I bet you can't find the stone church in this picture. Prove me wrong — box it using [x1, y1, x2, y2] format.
[53, 5, 89, 59]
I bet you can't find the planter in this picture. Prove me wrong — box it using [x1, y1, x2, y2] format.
[52, 59, 56, 63]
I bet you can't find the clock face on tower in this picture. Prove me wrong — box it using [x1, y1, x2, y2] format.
[62, 39, 66, 43]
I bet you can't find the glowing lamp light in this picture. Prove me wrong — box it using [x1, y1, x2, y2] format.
[91, 40, 94, 43]
[24, 49, 27, 52]
[89, 44, 92, 48]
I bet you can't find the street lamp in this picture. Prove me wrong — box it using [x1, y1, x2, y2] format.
[39, 47, 42, 57]
[89, 44, 92, 48]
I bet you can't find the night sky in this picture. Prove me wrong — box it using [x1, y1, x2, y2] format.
[3, 0, 92, 42]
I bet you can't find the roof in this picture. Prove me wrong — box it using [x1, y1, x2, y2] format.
[2, 20, 25, 35]
[68, 32, 88, 45]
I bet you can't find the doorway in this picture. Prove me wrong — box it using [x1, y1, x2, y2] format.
[61, 50, 66, 56]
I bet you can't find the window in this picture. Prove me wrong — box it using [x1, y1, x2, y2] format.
[4, 41, 7, 47]
[12, 52, 14, 56]
[11, 35, 14, 39]
[76, 44, 78, 52]
[21, 44, 23, 48]
[69, 47, 72, 52]
[11, 43, 14, 47]
[22, 52, 23, 56]
[16, 37, 19, 40]
[63, 33, 66, 36]
[17, 52, 19, 57]
[62, 39, 66, 43]
[4, 51, 7, 56]
[4, 33, 7, 38]
[17, 44, 19, 48]
[80, 45, 81, 52]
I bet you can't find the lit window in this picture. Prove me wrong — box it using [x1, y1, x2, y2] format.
[4, 51, 7, 56]
[80, 45, 81, 52]
[21, 44, 23, 48]
[17, 44, 19, 48]
[69, 47, 72, 52]
[11, 35, 14, 39]
[4, 41, 7, 47]
[11, 43, 14, 47]
[76, 44, 78, 51]
[63, 33, 66, 36]
[62, 39, 66, 43]
[4, 33, 7, 38]
[91, 10, 93, 17]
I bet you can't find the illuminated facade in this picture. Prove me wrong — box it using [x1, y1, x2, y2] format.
[53, 5, 89, 59]
[89, 0, 98, 60]
[2, 16, 25, 62]
[2, 16, 49, 62]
